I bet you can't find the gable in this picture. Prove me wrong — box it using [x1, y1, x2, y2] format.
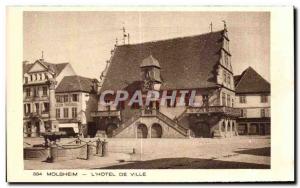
[28, 61, 48, 73]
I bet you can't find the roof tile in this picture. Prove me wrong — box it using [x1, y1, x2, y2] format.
[56, 75, 98, 93]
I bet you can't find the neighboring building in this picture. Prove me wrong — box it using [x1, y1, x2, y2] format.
[234, 67, 271, 135]
[23, 58, 76, 137]
[91, 28, 240, 138]
[55, 75, 99, 137]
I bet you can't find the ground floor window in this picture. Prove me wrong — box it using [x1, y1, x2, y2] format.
[238, 123, 247, 135]
[26, 122, 31, 135]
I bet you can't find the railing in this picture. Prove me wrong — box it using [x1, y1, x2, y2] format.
[24, 112, 32, 117]
[23, 96, 49, 102]
[28, 112, 39, 117]
[176, 108, 188, 121]
[140, 109, 157, 116]
[156, 111, 188, 136]
[186, 106, 241, 117]
[112, 114, 140, 136]
[41, 112, 49, 118]
[91, 110, 121, 118]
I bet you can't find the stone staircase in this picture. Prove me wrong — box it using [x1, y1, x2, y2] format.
[112, 114, 140, 137]
[113, 109, 189, 137]
[175, 107, 188, 121]
[156, 111, 188, 137]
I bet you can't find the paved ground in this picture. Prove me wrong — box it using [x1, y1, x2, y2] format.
[24, 136, 270, 169]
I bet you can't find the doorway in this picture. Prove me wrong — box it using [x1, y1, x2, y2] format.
[137, 124, 148, 138]
[151, 123, 162, 138]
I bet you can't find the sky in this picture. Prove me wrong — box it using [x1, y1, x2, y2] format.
[24, 11, 270, 81]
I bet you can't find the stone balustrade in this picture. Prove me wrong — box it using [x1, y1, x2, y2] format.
[186, 106, 241, 117]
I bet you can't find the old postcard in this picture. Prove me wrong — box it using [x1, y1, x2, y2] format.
[6, 6, 294, 183]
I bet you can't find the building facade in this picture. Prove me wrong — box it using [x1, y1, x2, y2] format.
[234, 67, 271, 135]
[91, 29, 240, 138]
[23, 59, 76, 137]
[55, 75, 99, 137]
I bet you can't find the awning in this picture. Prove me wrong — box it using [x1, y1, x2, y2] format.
[59, 123, 79, 133]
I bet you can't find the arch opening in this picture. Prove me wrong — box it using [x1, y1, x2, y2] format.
[151, 123, 162, 138]
[137, 124, 148, 138]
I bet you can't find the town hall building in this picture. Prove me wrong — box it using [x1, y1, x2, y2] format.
[91, 28, 241, 138]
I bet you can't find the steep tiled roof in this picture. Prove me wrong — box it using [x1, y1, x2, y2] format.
[23, 59, 69, 76]
[100, 30, 226, 92]
[43, 62, 69, 75]
[234, 67, 270, 94]
[233, 75, 242, 85]
[56, 75, 98, 93]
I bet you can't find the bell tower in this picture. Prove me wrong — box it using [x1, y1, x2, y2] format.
[140, 54, 162, 91]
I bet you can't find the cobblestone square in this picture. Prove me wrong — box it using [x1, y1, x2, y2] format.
[24, 136, 270, 169]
